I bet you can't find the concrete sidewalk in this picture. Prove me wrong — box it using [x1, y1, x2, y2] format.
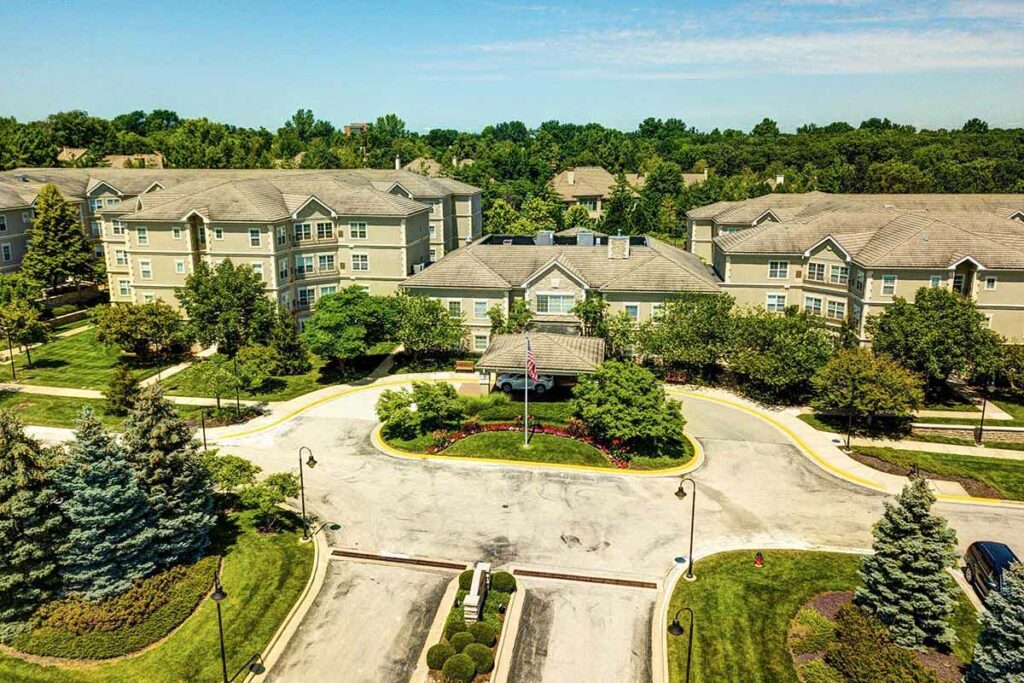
[850, 436, 1024, 461]
[139, 345, 216, 387]
[0, 381, 260, 407]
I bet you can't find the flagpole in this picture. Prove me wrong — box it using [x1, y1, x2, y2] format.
[524, 333, 529, 447]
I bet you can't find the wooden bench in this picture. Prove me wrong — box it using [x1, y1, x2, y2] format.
[455, 360, 476, 372]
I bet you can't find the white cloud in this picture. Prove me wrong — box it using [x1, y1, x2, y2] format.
[945, 0, 1024, 20]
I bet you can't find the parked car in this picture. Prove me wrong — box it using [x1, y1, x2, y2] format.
[496, 373, 555, 395]
[963, 541, 1020, 602]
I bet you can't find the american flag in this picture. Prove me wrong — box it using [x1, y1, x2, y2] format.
[526, 336, 538, 381]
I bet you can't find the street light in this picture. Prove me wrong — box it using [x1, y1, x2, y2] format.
[212, 569, 229, 683]
[200, 407, 211, 451]
[667, 607, 695, 683]
[298, 447, 317, 542]
[977, 380, 998, 445]
[675, 478, 697, 582]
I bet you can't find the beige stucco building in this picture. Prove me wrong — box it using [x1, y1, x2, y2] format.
[688, 192, 1024, 343]
[551, 166, 706, 220]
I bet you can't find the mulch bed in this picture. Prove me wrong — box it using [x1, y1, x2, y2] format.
[848, 451, 1001, 499]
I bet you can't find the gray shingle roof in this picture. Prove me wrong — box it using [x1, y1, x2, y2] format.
[477, 333, 605, 374]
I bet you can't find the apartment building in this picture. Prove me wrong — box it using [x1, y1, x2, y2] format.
[690, 192, 1024, 343]
[551, 166, 706, 220]
[400, 230, 720, 352]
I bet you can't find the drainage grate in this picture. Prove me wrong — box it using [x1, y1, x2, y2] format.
[330, 549, 467, 571]
[514, 569, 657, 590]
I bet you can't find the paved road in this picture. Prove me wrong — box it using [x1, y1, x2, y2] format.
[221, 384, 1024, 682]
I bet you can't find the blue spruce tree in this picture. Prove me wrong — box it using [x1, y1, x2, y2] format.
[122, 386, 215, 569]
[57, 410, 155, 600]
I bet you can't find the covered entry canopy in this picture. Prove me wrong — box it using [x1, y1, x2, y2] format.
[476, 333, 605, 377]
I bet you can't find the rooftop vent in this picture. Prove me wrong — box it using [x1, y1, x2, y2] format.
[535, 230, 554, 246]
[576, 230, 595, 247]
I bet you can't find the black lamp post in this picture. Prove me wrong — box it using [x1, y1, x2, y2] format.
[211, 570, 230, 683]
[977, 380, 997, 445]
[233, 357, 241, 418]
[201, 407, 211, 451]
[298, 447, 317, 542]
[667, 607, 695, 683]
[675, 478, 697, 581]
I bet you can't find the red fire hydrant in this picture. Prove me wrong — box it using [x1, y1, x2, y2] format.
[754, 551, 764, 569]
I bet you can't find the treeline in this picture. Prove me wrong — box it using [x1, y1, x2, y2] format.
[3, 109, 1023, 226]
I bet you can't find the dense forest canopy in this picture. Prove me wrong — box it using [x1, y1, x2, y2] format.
[2, 109, 1022, 226]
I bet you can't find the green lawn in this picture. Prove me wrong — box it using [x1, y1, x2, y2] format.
[854, 446, 1024, 501]
[0, 391, 218, 431]
[164, 343, 394, 402]
[0, 508, 313, 682]
[666, 550, 979, 683]
[11, 328, 178, 391]
[391, 351, 481, 375]
[391, 430, 613, 467]
[913, 395, 1024, 428]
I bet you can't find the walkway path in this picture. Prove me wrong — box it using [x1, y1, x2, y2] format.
[850, 436, 1024, 461]
[139, 344, 216, 387]
[0, 381, 261, 407]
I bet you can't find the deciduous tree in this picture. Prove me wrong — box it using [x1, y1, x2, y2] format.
[639, 293, 734, 380]
[0, 298, 49, 367]
[396, 295, 466, 360]
[92, 301, 189, 357]
[269, 307, 311, 375]
[175, 259, 274, 356]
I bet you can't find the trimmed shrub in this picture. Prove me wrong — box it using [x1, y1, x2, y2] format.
[441, 652, 476, 683]
[825, 606, 939, 683]
[449, 631, 474, 653]
[427, 642, 455, 670]
[463, 643, 495, 674]
[458, 570, 474, 591]
[468, 621, 496, 647]
[52, 304, 77, 317]
[799, 660, 844, 683]
[490, 571, 517, 593]
[443, 612, 468, 640]
[790, 607, 837, 655]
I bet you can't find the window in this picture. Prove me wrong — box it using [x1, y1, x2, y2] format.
[349, 221, 367, 239]
[214, 227, 224, 240]
[112, 219, 125, 235]
[768, 261, 789, 279]
[985, 275, 998, 291]
[137, 227, 148, 245]
[429, 249, 437, 261]
[0, 216, 7, 231]
[473, 334, 489, 352]
[293, 223, 311, 241]
[94, 245, 104, 258]
[297, 287, 315, 307]
[929, 275, 942, 288]
[294, 255, 313, 274]
[106, 198, 120, 206]
[827, 300, 846, 320]
[277, 225, 286, 246]
[1, 244, 11, 262]
[766, 293, 787, 312]
[953, 274, 965, 293]
[90, 220, 101, 237]
[175, 259, 185, 274]
[140, 259, 152, 279]
[829, 265, 849, 285]
[22, 211, 31, 225]
[249, 228, 261, 247]
[881, 274, 897, 295]
[316, 222, 333, 239]
[854, 270, 865, 292]
[172, 226, 182, 240]
[582, 198, 598, 212]
[984, 313, 993, 329]
[318, 254, 335, 271]
[447, 300, 462, 317]
[474, 300, 489, 319]
[806, 263, 825, 282]
[320, 285, 336, 297]
[115, 249, 127, 266]
[89, 197, 104, 211]
[429, 225, 437, 238]
[278, 260, 288, 280]
[624, 304, 640, 321]
[278, 292, 289, 307]
[351, 253, 368, 271]
[536, 293, 575, 314]
[651, 302, 664, 317]
[251, 262, 263, 280]
[804, 296, 823, 316]
[142, 293, 154, 303]
[118, 279, 130, 296]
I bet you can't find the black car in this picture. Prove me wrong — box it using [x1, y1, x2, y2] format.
[963, 541, 1019, 602]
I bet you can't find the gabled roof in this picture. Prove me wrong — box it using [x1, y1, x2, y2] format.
[477, 333, 605, 375]
[521, 255, 590, 289]
[803, 235, 851, 261]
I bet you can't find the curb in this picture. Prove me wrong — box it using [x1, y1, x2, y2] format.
[491, 573, 525, 683]
[409, 572, 467, 683]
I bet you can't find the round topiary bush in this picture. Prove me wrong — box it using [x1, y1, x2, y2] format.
[463, 643, 495, 674]
[449, 630, 475, 653]
[490, 571, 517, 593]
[468, 621, 496, 647]
[444, 616, 468, 640]
[441, 652, 476, 683]
[426, 642, 455, 670]
[458, 570, 474, 591]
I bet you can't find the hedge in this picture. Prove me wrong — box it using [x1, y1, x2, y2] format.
[799, 659, 844, 683]
[790, 607, 837, 655]
[441, 652, 476, 683]
[426, 642, 455, 670]
[449, 631, 475, 654]
[825, 606, 939, 683]
[463, 643, 494, 674]
[468, 621, 496, 647]
[490, 572, 517, 594]
[458, 570, 474, 591]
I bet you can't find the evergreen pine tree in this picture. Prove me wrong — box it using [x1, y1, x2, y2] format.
[57, 410, 155, 600]
[103, 364, 141, 416]
[122, 387, 215, 569]
[0, 411, 63, 639]
[967, 562, 1024, 682]
[600, 173, 636, 236]
[854, 477, 959, 649]
[20, 184, 95, 290]
[269, 306, 311, 375]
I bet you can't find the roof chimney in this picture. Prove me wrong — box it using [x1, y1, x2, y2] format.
[395, 154, 401, 170]
[566, 169, 575, 185]
[607, 235, 630, 260]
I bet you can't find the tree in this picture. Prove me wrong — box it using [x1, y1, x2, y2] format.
[570, 360, 685, 453]
[563, 204, 593, 229]
[56, 410, 156, 600]
[487, 299, 532, 334]
[240, 472, 299, 532]
[967, 562, 1024, 682]
[811, 348, 925, 444]
[303, 287, 397, 368]
[202, 451, 260, 494]
[572, 295, 608, 337]
[122, 387, 215, 569]
[604, 311, 637, 359]
[855, 478, 959, 649]
[176, 259, 275, 356]
[191, 355, 241, 410]
[510, 195, 560, 235]
[0, 273, 42, 307]
[233, 344, 274, 391]
[20, 184, 95, 290]
[396, 295, 466, 360]
[104, 364, 141, 416]
[600, 173, 635, 235]
[0, 298, 49, 367]
[92, 301, 189, 357]
[727, 308, 835, 402]
[639, 293, 734, 380]
[412, 382, 463, 432]
[0, 411, 63, 638]
[484, 199, 519, 234]
[269, 307, 311, 375]
[865, 160, 932, 193]
[868, 287, 1002, 397]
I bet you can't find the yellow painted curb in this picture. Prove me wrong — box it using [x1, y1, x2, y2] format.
[371, 423, 704, 477]
[668, 389, 1024, 509]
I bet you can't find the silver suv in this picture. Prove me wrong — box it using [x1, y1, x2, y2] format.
[496, 373, 555, 395]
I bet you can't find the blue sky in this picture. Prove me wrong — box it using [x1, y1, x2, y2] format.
[1, 0, 1022, 132]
